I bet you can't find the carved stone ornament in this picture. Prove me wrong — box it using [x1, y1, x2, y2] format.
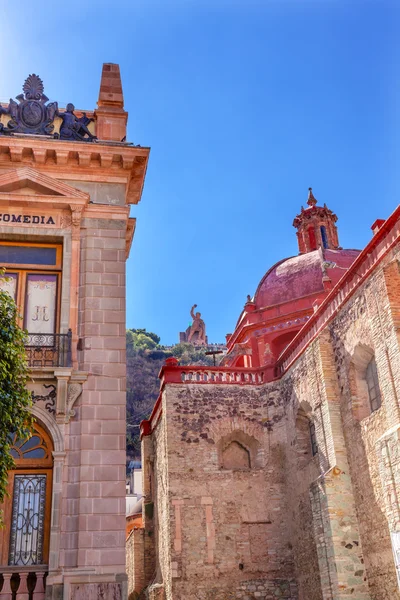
[0, 74, 57, 136]
[31, 384, 57, 415]
[66, 382, 83, 422]
[60, 214, 72, 228]
[0, 74, 96, 142]
[70, 205, 83, 228]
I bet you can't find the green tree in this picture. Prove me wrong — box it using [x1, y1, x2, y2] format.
[126, 328, 161, 354]
[171, 343, 214, 366]
[0, 274, 32, 521]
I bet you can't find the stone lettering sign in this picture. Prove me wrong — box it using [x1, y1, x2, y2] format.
[0, 213, 59, 226]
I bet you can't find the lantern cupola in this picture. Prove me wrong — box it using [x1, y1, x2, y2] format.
[293, 188, 340, 254]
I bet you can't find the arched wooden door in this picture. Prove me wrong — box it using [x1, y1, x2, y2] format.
[0, 423, 53, 566]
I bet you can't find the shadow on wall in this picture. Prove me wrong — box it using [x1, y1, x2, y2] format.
[340, 344, 399, 599]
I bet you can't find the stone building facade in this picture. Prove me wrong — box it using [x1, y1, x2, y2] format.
[133, 195, 400, 599]
[0, 65, 149, 599]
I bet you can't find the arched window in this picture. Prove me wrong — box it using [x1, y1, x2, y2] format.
[320, 226, 328, 249]
[295, 410, 318, 469]
[309, 421, 318, 456]
[0, 423, 53, 566]
[308, 227, 317, 251]
[350, 346, 382, 420]
[366, 357, 382, 412]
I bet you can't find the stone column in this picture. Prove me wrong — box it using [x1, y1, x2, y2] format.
[69, 204, 83, 368]
[48, 451, 66, 574]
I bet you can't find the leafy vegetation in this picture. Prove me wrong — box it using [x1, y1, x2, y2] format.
[0, 272, 32, 522]
[126, 328, 214, 458]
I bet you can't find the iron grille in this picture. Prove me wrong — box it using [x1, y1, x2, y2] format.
[309, 421, 318, 456]
[9, 475, 47, 566]
[24, 330, 72, 368]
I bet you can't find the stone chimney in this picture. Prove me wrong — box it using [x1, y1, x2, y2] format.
[371, 219, 385, 236]
[95, 63, 128, 142]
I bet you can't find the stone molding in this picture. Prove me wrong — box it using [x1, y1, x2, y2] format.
[0, 138, 149, 205]
[30, 404, 64, 452]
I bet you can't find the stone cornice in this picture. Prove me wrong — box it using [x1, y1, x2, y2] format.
[0, 137, 150, 205]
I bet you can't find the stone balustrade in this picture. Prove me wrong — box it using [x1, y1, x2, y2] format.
[179, 367, 265, 385]
[0, 566, 47, 600]
[158, 357, 272, 387]
[140, 359, 276, 439]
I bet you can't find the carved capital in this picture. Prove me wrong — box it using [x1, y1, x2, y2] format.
[69, 204, 83, 238]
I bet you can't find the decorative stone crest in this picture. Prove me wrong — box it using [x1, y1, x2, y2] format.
[0, 74, 57, 136]
[0, 74, 96, 142]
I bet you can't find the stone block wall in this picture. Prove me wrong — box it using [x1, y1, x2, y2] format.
[126, 528, 145, 597]
[60, 214, 127, 590]
[328, 250, 400, 599]
[136, 249, 400, 600]
[144, 384, 298, 600]
[282, 331, 371, 599]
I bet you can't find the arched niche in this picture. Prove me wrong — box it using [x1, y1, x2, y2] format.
[218, 430, 261, 470]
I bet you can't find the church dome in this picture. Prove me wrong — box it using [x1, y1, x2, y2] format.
[254, 248, 360, 310]
[225, 189, 361, 370]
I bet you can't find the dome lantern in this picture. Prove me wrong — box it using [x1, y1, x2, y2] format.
[293, 188, 340, 254]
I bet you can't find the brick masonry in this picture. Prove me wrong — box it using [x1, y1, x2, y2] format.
[133, 244, 400, 599]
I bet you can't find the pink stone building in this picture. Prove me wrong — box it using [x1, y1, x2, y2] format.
[133, 195, 400, 600]
[0, 65, 149, 599]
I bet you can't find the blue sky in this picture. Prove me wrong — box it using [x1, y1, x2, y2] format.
[1, 0, 399, 345]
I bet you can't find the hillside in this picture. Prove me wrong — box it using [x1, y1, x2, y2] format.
[126, 329, 215, 459]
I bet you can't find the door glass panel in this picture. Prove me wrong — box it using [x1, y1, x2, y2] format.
[9, 474, 47, 566]
[24, 274, 57, 334]
[0, 272, 18, 300]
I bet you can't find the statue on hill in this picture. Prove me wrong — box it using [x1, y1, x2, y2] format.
[188, 305, 206, 345]
[179, 305, 207, 346]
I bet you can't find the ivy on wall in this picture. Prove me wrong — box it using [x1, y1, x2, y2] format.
[0, 269, 32, 525]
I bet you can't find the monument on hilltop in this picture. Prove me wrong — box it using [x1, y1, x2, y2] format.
[179, 304, 207, 345]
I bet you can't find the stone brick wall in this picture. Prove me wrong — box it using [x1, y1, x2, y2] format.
[126, 528, 145, 597]
[147, 384, 298, 600]
[138, 248, 400, 600]
[60, 215, 127, 579]
[150, 408, 173, 597]
[328, 250, 400, 599]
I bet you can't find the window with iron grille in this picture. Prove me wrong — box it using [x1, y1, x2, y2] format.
[309, 421, 318, 456]
[9, 474, 47, 565]
[366, 357, 382, 413]
[1, 424, 53, 566]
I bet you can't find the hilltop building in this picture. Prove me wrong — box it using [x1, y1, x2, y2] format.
[0, 65, 149, 599]
[132, 192, 400, 600]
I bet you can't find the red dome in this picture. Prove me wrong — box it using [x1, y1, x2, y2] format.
[254, 248, 360, 310]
